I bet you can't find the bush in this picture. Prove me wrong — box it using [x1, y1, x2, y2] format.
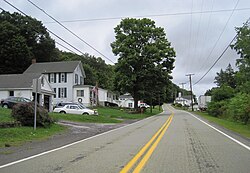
[12, 102, 53, 127]
[227, 93, 250, 124]
[207, 101, 228, 117]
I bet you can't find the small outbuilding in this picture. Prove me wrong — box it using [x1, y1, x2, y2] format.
[0, 73, 55, 112]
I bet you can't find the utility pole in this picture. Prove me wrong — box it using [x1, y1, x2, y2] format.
[186, 74, 194, 111]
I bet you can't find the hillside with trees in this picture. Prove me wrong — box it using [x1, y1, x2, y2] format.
[0, 11, 59, 74]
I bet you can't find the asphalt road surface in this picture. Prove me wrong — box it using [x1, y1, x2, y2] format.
[0, 104, 249, 173]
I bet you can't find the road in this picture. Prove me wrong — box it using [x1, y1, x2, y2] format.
[0, 104, 249, 173]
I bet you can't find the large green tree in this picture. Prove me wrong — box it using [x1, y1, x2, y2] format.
[231, 24, 250, 93]
[0, 11, 57, 74]
[111, 18, 175, 108]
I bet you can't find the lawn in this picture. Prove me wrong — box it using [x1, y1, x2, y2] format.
[0, 107, 15, 123]
[194, 111, 250, 138]
[0, 124, 66, 148]
[97, 106, 163, 119]
[0, 108, 66, 148]
[50, 112, 122, 123]
[50, 106, 162, 123]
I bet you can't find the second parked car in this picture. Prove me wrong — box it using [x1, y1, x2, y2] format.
[1, 96, 31, 109]
[53, 104, 98, 115]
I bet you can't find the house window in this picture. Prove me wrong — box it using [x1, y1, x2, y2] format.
[128, 103, 133, 108]
[75, 74, 78, 84]
[59, 73, 67, 83]
[53, 88, 57, 98]
[61, 73, 65, 82]
[58, 88, 67, 98]
[9, 91, 14, 96]
[41, 77, 45, 86]
[77, 90, 84, 97]
[80, 76, 83, 85]
[50, 73, 54, 83]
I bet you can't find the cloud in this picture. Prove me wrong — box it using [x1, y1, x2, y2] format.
[1, 0, 250, 97]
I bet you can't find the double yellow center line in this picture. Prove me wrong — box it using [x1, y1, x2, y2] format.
[120, 112, 174, 173]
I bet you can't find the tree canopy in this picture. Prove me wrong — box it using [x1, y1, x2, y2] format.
[214, 64, 236, 88]
[0, 11, 57, 74]
[111, 18, 175, 108]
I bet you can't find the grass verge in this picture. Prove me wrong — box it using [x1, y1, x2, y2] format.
[0, 108, 15, 123]
[50, 113, 122, 123]
[194, 111, 250, 138]
[50, 106, 163, 123]
[97, 106, 162, 120]
[0, 124, 66, 148]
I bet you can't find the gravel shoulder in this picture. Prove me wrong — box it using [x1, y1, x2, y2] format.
[0, 119, 138, 166]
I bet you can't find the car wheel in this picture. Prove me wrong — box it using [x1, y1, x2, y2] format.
[82, 112, 89, 115]
[3, 104, 8, 109]
[59, 111, 66, 114]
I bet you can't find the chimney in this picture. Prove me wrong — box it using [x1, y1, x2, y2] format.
[32, 58, 36, 64]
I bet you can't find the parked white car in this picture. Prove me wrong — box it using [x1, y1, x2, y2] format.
[53, 104, 98, 115]
[138, 103, 150, 108]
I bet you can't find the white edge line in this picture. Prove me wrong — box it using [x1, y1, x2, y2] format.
[0, 113, 163, 169]
[182, 110, 250, 151]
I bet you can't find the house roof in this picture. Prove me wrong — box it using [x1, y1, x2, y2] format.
[0, 73, 42, 89]
[24, 61, 82, 74]
[119, 94, 134, 99]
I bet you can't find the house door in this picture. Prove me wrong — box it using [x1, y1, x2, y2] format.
[44, 95, 50, 110]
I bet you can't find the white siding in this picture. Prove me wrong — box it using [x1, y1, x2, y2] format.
[73, 87, 91, 106]
[0, 90, 32, 100]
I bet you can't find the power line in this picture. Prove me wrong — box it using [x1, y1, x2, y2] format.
[3, 0, 85, 56]
[27, 0, 115, 64]
[43, 7, 250, 24]
[193, 16, 250, 85]
[198, 0, 240, 72]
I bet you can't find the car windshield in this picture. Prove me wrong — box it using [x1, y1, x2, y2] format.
[78, 104, 87, 109]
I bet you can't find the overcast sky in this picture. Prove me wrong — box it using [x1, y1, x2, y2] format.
[1, 0, 250, 97]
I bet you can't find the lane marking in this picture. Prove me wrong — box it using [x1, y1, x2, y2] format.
[0, 113, 162, 169]
[120, 114, 172, 173]
[182, 110, 250, 151]
[133, 115, 173, 173]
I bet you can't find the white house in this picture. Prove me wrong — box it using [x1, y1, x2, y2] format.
[73, 85, 118, 107]
[24, 61, 85, 105]
[174, 93, 193, 107]
[0, 73, 54, 111]
[118, 93, 134, 108]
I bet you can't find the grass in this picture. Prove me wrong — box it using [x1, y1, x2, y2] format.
[50, 112, 122, 123]
[97, 106, 162, 120]
[0, 124, 66, 148]
[194, 111, 250, 138]
[50, 106, 163, 123]
[0, 108, 15, 123]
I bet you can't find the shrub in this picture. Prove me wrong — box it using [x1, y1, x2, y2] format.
[227, 93, 250, 124]
[207, 100, 228, 117]
[12, 102, 53, 127]
[176, 103, 182, 107]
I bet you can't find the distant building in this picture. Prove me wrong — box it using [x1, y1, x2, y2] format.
[174, 92, 193, 106]
[118, 93, 134, 108]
